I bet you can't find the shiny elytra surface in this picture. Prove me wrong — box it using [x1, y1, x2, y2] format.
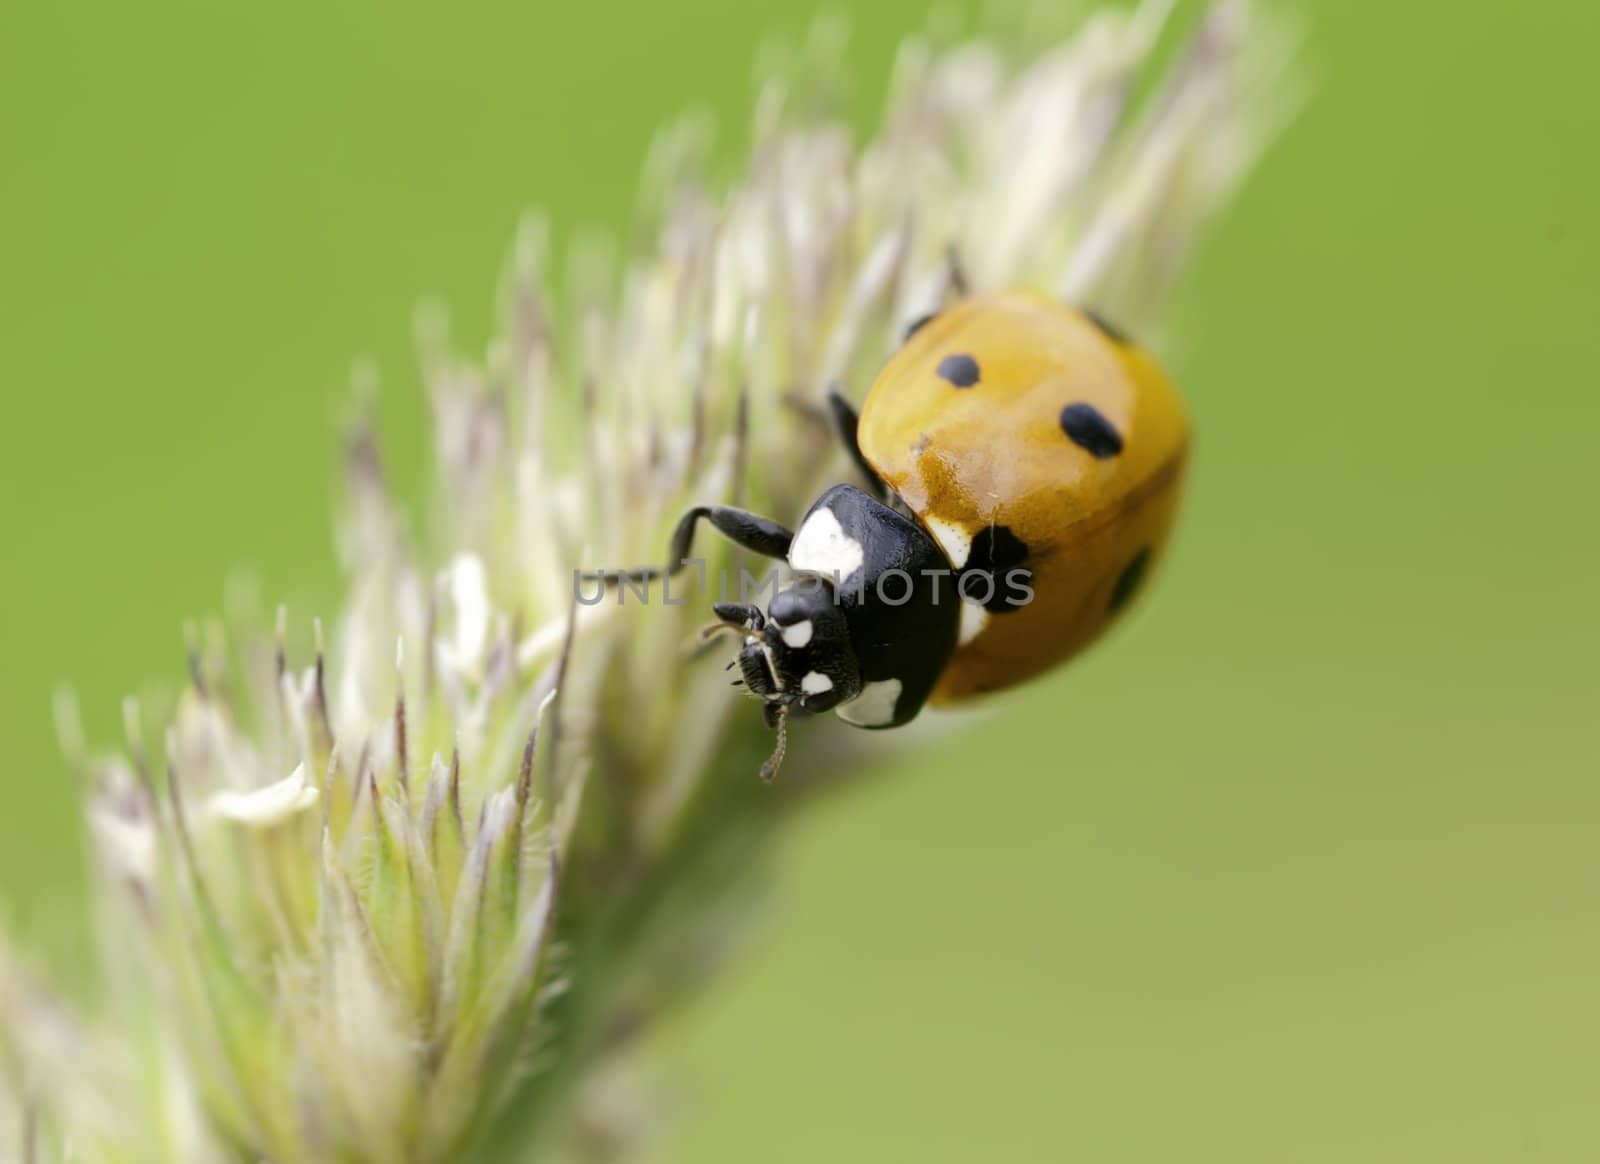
[858, 288, 1191, 700]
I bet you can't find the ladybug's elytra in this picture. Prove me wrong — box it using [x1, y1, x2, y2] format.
[601, 287, 1191, 777]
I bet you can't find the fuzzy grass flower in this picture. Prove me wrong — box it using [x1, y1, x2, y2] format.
[1, 3, 1287, 1160]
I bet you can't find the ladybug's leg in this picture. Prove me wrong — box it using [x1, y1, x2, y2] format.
[711, 602, 765, 629]
[585, 506, 793, 584]
[946, 243, 969, 298]
[667, 506, 792, 564]
[826, 386, 889, 500]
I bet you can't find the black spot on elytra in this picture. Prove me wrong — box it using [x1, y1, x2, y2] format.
[1082, 307, 1132, 346]
[936, 353, 981, 388]
[1059, 402, 1123, 459]
[961, 523, 1030, 613]
[1109, 548, 1151, 614]
[903, 312, 937, 342]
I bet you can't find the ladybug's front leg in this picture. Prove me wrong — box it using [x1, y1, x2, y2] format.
[583, 505, 793, 585]
[825, 386, 890, 501]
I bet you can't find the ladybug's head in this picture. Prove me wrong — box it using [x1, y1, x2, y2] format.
[715, 578, 863, 721]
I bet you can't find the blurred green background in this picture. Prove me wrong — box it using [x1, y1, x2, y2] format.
[2, 1, 1596, 1160]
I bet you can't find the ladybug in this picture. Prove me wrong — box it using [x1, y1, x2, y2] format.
[606, 288, 1190, 778]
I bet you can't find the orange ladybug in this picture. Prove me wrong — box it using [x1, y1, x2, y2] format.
[604, 287, 1191, 776]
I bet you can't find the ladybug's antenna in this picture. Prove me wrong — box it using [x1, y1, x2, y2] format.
[759, 704, 790, 784]
[699, 620, 747, 643]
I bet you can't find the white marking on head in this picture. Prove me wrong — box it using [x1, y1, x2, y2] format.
[836, 678, 903, 728]
[924, 516, 972, 569]
[781, 619, 814, 649]
[788, 507, 865, 582]
[957, 601, 990, 646]
[800, 670, 833, 696]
